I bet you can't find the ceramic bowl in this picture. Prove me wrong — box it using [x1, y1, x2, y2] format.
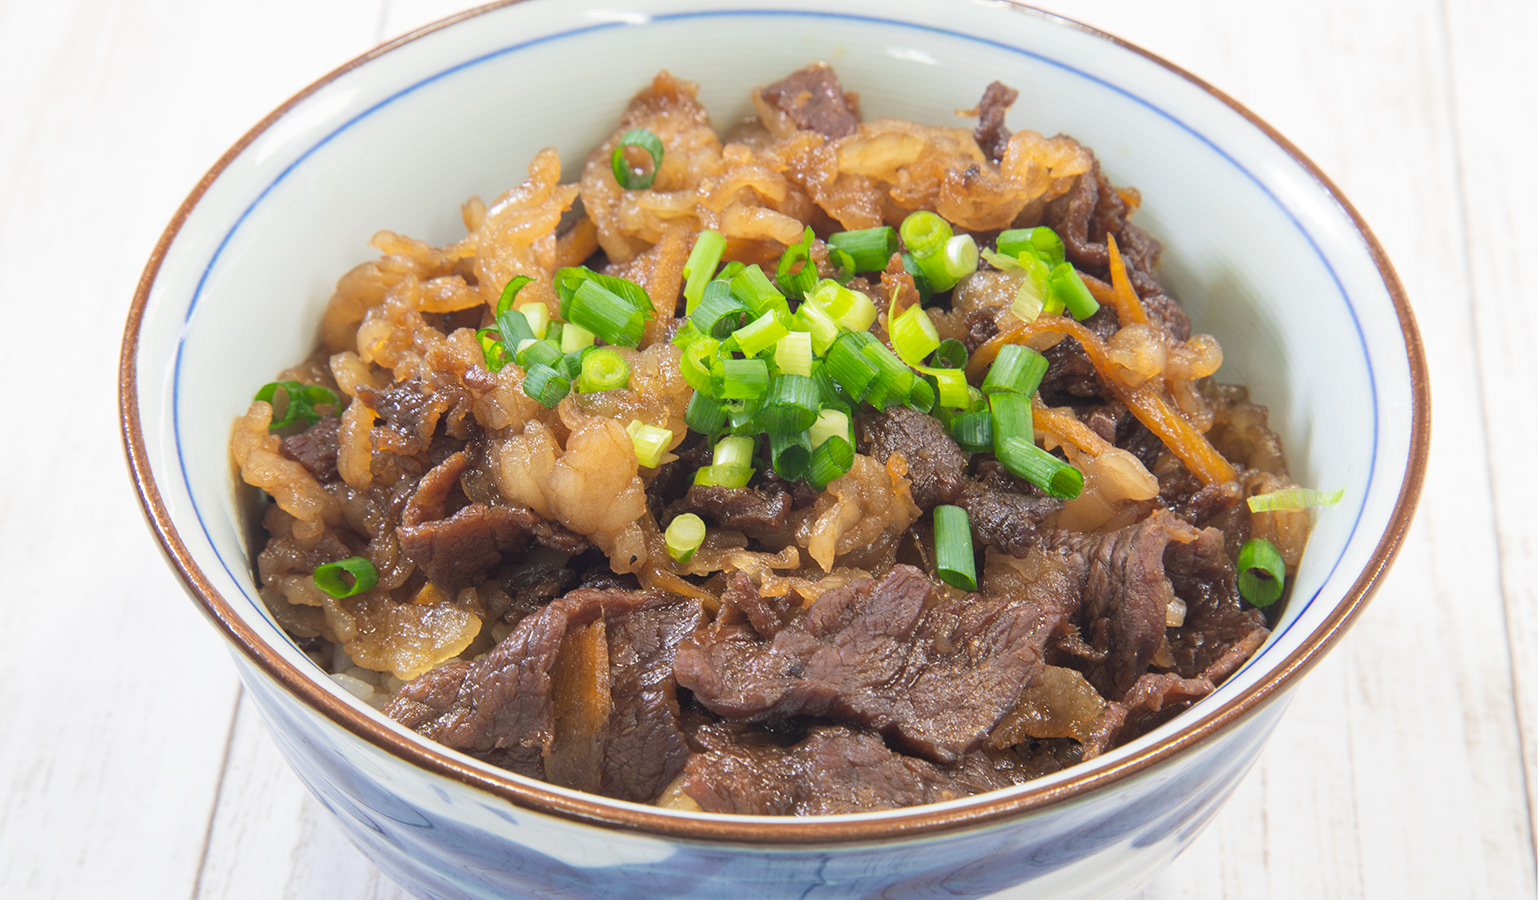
[119, 1, 1429, 898]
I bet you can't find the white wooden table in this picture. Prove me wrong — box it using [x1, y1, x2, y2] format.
[0, 1, 1532, 897]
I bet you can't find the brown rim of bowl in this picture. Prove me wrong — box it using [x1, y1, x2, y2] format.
[119, 0, 1429, 845]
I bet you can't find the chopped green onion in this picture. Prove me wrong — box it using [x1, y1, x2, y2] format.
[824, 332, 880, 401]
[726, 396, 764, 436]
[712, 435, 757, 471]
[577, 347, 631, 393]
[907, 375, 937, 414]
[809, 408, 850, 448]
[559, 348, 590, 381]
[680, 341, 719, 394]
[255, 381, 340, 431]
[560, 321, 597, 354]
[950, 410, 993, 452]
[515, 337, 562, 371]
[555, 268, 652, 347]
[733, 309, 790, 358]
[611, 128, 664, 190]
[1237, 538, 1286, 607]
[477, 329, 513, 373]
[716, 357, 769, 400]
[685, 390, 728, 435]
[827, 247, 857, 285]
[996, 227, 1065, 265]
[988, 391, 1034, 444]
[996, 436, 1083, 499]
[806, 435, 855, 491]
[313, 557, 379, 598]
[927, 367, 970, 410]
[693, 462, 753, 489]
[757, 373, 820, 432]
[625, 420, 674, 468]
[522, 363, 570, 408]
[665, 513, 706, 565]
[899, 210, 951, 259]
[496, 275, 535, 317]
[931, 339, 968, 370]
[790, 299, 842, 355]
[683, 230, 726, 312]
[1247, 487, 1346, 512]
[901, 253, 934, 304]
[826, 226, 899, 272]
[933, 505, 977, 591]
[730, 264, 788, 317]
[516, 302, 550, 340]
[982, 344, 1049, 397]
[859, 336, 917, 410]
[808, 279, 877, 332]
[890, 304, 941, 366]
[769, 429, 813, 480]
[692, 280, 752, 338]
[774, 330, 814, 377]
[942, 234, 980, 282]
[776, 227, 817, 299]
[1048, 262, 1100, 321]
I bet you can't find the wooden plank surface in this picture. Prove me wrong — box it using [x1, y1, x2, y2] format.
[0, 0, 1530, 897]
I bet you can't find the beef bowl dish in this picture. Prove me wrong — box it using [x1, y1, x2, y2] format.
[120, 2, 1428, 899]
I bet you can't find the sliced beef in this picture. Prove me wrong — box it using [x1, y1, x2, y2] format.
[677, 724, 1025, 816]
[359, 376, 457, 456]
[759, 62, 861, 139]
[1046, 510, 1206, 697]
[962, 306, 1001, 354]
[971, 80, 1019, 163]
[1039, 305, 1118, 403]
[674, 566, 1061, 763]
[858, 405, 967, 509]
[1044, 164, 1191, 341]
[679, 482, 792, 532]
[279, 416, 341, 482]
[385, 587, 704, 802]
[1162, 522, 1269, 678]
[956, 472, 1062, 558]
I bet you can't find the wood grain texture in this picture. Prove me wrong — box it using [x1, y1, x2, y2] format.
[0, 0, 1529, 898]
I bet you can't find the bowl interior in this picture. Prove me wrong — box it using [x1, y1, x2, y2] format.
[128, 0, 1420, 819]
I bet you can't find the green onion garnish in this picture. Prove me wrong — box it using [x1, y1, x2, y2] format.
[931, 338, 968, 370]
[824, 333, 880, 401]
[685, 390, 728, 436]
[826, 226, 899, 273]
[693, 280, 752, 338]
[769, 429, 813, 480]
[1237, 538, 1286, 607]
[774, 330, 814, 377]
[1247, 487, 1346, 512]
[313, 557, 378, 599]
[712, 435, 756, 470]
[683, 230, 726, 312]
[254, 381, 340, 431]
[942, 234, 980, 282]
[560, 321, 597, 355]
[996, 226, 1065, 265]
[806, 435, 855, 491]
[665, 513, 707, 565]
[693, 463, 753, 489]
[732, 309, 790, 358]
[716, 357, 769, 400]
[949, 410, 993, 452]
[1048, 262, 1099, 321]
[554, 267, 653, 348]
[933, 505, 978, 591]
[808, 408, 850, 448]
[776, 227, 818, 299]
[791, 299, 842, 355]
[515, 337, 563, 371]
[625, 420, 674, 468]
[477, 329, 513, 373]
[900, 210, 951, 258]
[611, 128, 664, 190]
[827, 247, 857, 285]
[577, 347, 631, 393]
[522, 363, 571, 408]
[729, 264, 788, 317]
[890, 304, 941, 367]
[982, 344, 1049, 397]
[516, 301, 550, 339]
[757, 373, 820, 432]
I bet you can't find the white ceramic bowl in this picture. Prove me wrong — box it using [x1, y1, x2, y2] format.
[120, 2, 1429, 898]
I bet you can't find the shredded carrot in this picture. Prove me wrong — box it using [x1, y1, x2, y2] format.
[1031, 397, 1110, 456]
[1106, 233, 1148, 327]
[968, 315, 1237, 485]
[1081, 272, 1118, 307]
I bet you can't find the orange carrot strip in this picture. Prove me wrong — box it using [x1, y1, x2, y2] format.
[1031, 397, 1110, 456]
[1106, 233, 1149, 327]
[969, 316, 1236, 484]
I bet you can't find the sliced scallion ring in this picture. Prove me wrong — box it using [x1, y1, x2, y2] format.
[611, 128, 664, 190]
[1237, 538, 1286, 607]
[313, 557, 378, 599]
